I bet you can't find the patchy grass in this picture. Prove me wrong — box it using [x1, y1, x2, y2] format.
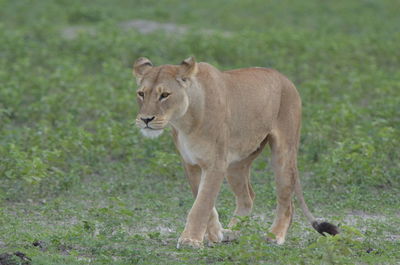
[0, 0, 399, 264]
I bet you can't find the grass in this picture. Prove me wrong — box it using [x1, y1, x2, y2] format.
[0, 0, 399, 264]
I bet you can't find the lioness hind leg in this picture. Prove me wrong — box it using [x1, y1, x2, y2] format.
[227, 163, 255, 228]
[268, 131, 299, 245]
[227, 137, 268, 228]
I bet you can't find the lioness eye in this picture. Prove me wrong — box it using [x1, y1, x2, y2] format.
[138, 91, 144, 98]
[159, 92, 170, 100]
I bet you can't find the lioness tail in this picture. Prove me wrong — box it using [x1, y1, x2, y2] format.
[294, 177, 339, 236]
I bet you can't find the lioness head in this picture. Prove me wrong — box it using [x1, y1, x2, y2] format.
[133, 57, 198, 138]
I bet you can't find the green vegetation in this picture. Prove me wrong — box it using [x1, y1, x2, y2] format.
[0, 0, 399, 264]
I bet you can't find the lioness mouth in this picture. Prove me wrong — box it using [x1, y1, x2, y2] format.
[140, 127, 164, 139]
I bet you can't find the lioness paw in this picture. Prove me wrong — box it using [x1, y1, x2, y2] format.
[266, 233, 285, 245]
[205, 221, 224, 244]
[205, 229, 223, 246]
[221, 229, 239, 242]
[176, 237, 203, 249]
[205, 228, 239, 246]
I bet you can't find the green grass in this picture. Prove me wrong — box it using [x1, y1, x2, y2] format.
[0, 0, 399, 264]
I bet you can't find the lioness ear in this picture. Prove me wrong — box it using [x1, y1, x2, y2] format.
[133, 57, 153, 83]
[179, 56, 198, 80]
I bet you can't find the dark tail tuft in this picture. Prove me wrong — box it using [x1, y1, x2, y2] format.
[312, 221, 339, 236]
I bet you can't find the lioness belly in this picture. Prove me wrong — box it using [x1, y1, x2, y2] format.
[177, 130, 267, 166]
[227, 131, 269, 164]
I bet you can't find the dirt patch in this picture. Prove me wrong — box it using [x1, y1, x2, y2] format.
[130, 224, 175, 236]
[119, 19, 186, 34]
[344, 210, 388, 226]
[345, 210, 400, 242]
[61, 19, 186, 40]
[61, 19, 230, 40]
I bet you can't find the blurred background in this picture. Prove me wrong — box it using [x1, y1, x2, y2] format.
[0, 0, 399, 264]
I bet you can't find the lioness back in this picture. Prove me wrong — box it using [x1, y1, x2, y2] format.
[194, 63, 301, 163]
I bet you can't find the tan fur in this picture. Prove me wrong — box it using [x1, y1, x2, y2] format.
[133, 57, 320, 247]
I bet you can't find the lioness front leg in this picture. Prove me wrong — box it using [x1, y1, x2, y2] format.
[177, 166, 225, 248]
[182, 163, 225, 244]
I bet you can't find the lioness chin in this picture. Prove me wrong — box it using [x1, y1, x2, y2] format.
[133, 56, 338, 248]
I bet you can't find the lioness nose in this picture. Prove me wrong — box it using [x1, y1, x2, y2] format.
[140, 116, 155, 125]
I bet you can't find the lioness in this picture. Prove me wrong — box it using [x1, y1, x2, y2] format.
[133, 57, 338, 248]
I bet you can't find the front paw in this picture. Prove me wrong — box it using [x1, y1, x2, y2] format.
[205, 227, 239, 246]
[205, 221, 224, 243]
[177, 237, 203, 249]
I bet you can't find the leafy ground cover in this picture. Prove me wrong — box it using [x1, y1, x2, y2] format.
[0, 0, 399, 264]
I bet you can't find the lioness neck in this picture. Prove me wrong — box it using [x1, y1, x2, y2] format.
[170, 63, 223, 135]
[169, 77, 205, 134]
